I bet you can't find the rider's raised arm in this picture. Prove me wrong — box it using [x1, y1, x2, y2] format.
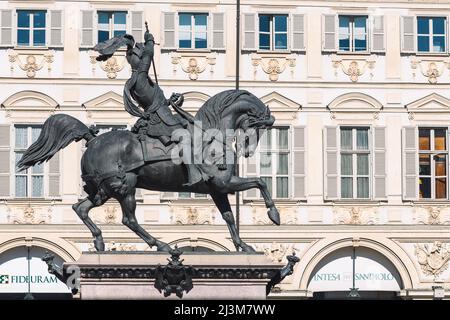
[137, 31, 155, 74]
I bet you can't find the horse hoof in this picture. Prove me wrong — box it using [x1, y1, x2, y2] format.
[94, 239, 105, 251]
[241, 244, 256, 253]
[268, 207, 280, 225]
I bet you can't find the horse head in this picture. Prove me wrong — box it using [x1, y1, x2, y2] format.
[195, 90, 275, 159]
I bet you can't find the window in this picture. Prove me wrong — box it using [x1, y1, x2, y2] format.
[259, 14, 288, 50]
[15, 126, 43, 197]
[178, 192, 207, 199]
[340, 127, 370, 199]
[338, 15, 368, 52]
[419, 128, 447, 199]
[17, 10, 46, 46]
[178, 13, 208, 49]
[97, 11, 127, 43]
[417, 17, 446, 53]
[259, 128, 289, 199]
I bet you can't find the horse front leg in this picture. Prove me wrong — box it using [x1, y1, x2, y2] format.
[211, 192, 256, 253]
[225, 176, 280, 225]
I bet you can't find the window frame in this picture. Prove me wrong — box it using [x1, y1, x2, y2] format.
[416, 16, 447, 54]
[258, 13, 289, 52]
[258, 126, 290, 200]
[14, 125, 46, 198]
[418, 127, 448, 200]
[97, 10, 127, 44]
[16, 9, 47, 47]
[177, 12, 209, 50]
[338, 14, 369, 53]
[339, 126, 372, 200]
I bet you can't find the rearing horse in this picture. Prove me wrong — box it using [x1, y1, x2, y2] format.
[17, 89, 279, 253]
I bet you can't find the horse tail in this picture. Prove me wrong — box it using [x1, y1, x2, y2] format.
[17, 114, 93, 171]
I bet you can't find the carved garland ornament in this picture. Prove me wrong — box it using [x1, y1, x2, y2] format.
[172, 207, 215, 225]
[8, 49, 54, 78]
[171, 52, 217, 80]
[89, 51, 126, 79]
[331, 54, 376, 82]
[254, 242, 300, 263]
[410, 57, 450, 84]
[6, 205, 52, 224]
[333, 207, 378, 225]
[251, 53, 296, 81]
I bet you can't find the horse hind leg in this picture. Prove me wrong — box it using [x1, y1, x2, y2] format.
[72, 198, 106, 251]
[119, 192, 172, 252]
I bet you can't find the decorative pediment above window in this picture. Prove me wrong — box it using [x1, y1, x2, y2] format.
[1, 91, 59, 111]
[1, 91, 59, 120]
[327, 92, 383, 120]
[182, 91, 210, 113]
[406, 93, 450, 113]
[82, 91, 132, 121]
[260, 92, 301, 120]
[82, 91, 125, 111]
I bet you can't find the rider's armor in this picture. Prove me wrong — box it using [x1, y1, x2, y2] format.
[124, 32, 203, 187]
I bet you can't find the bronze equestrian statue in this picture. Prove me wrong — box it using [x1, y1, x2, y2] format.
[17, 27, 279, 253]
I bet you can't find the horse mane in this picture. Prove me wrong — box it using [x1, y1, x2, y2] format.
[195, 89, 254, 130]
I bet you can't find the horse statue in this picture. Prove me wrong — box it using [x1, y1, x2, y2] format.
[17, 32, 279, 254]
[17, 24, 280, 252]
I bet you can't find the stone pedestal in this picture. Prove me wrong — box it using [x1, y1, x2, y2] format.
[64, 252, 285, 300]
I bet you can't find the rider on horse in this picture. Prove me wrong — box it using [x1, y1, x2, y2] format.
[94, 26, 205, 187]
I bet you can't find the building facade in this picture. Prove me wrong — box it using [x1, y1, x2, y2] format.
[0, 0, 450, 299]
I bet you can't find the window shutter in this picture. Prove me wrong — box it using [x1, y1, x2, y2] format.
[131, 11, 143, 43]
[292, 126, 306, 199]
[49, 10, 63, 47]
[244, 152, 258, 199]
[324, 126, 339, 200]
[162, 12, 176, 49]
[0, 10, 13, 46]
[48, 153, 60, 197]
[243, 13, 256, 50]
[402, 126, 418, 200]
[373, 127, 387, 199]
[211, 12, 225, 50]
[401, 16, 416, 53]
[371, 16, 385, 52]
[322, 14, 337, 52]
[81, 10, 94, 47]
[291, 14, 305, 51]
[0, 125, 11, 198]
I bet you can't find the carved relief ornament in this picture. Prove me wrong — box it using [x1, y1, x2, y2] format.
[251, 53, 296, 81]
[89, 51, 126, 79]
[8, 49, 54, 78]
[333, 207, 378, 225]
[331, 54, 376, 82]
[410, 57, 450, 84]
[171, 52, 216, 80]
[415, 241, 450, 278]
[172, 206, 215, 225]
